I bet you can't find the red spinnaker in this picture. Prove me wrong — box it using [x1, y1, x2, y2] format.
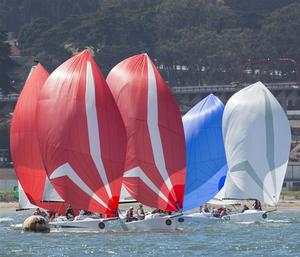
[36, 50, 127, 216]
[107, 53, 186, 211]
[10, 64, 67, 214]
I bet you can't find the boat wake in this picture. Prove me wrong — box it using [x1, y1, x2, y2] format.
[266, 219, 292, 223]
[0, 217, 13, 223]
[232, 219, 292, 225]
[232, 221, 264, 225]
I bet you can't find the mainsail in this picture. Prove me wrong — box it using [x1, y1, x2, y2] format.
[107, 53, 186, 211]
[182, 94, 227, 211]
[36, 50, 127, 216]
[18, 182, 37, 210]
[10, 64, 66, 214]
[222, 82, 291, 206]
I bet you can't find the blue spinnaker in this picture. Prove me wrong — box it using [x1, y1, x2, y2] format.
[183, 94, 227, 211]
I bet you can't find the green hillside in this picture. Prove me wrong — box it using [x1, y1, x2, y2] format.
[0, 0, 299, 90]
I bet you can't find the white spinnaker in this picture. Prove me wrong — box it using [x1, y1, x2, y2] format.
[222, 82, 291, 206]
[18, 182, 37, 209]
[42, 176, 64, 202]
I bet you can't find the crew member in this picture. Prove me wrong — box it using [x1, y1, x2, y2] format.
[136, 204, 145, 220]
[213, 207, 226, 218]
[241, 204, 249, 213]
[66, 204, 74, 220]
[253, 199, 262, 210]
[125, 207, 135, 222]
[203, 205, 210, 213]
[33, 208, 48, 218]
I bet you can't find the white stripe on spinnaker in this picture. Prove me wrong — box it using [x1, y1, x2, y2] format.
[147, 58, 174, 197]
[42, 176, 64, 202]
[50, 163, 108, 209]
[86, 61, 112, 198]
[124, 167, 175, 208]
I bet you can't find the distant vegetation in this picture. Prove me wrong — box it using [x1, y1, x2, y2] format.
[0, 26, 16, 93]
[0, 190, 17, 201]
[282, 191, 300, 197]
[0, 0, 300, 91]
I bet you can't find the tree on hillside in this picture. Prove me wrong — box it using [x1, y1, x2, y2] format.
[259, 3, 300, 62]
[0, 26, 15, 93]
[18, 17, 52, 52]
[0, 0, 100, 33]
[0, 119, 10, 149]
[67, 0, 159, 74]
[5, 0, 300, 86]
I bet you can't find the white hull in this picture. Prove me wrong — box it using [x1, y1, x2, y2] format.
[222, 210, 268, 222]
[180, 212, 220, 222]
[121, 214, 177, 232]
[49, 217, 111, 232]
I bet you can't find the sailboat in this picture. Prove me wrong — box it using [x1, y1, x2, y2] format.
[35, 50, 127, 232]
[10, 63, 67, 215]
[221, 81, 291, 222]
[180, 94, 227, 221]
[106, 53, 186, 231]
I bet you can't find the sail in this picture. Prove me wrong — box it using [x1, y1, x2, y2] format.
[119, 185, 135, 203]
[36, 50, 127, 216]
[18, 182, 37, 210]
[10, 64, 67, 214]
[182, 94, 227, 211]
[42, 176, 64, 202]
[106, 53, 186, 211]
[222, 82, 291, 206]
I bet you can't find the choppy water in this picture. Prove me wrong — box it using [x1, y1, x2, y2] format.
[0, 210, 300, 257]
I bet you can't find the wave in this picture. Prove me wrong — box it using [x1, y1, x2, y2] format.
[266, 219, 291, 223]
[0, 217, 13, 222]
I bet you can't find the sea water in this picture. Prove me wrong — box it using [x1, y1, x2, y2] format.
[0, 210, 299, 257]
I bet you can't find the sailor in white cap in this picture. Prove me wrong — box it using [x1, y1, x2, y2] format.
[125, 206, 135, 222]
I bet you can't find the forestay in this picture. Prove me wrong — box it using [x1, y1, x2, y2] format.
[222, 82, 291, 206]
[107, 53, 186, 211]
[36, 50, 127, 216]
[183, 94, 227, 211]
[10, 64, 67, 214]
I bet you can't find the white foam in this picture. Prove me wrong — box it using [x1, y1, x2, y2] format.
[0, 217, 13, 222]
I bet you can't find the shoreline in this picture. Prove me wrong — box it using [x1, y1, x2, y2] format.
[2, 199, 300, 212]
